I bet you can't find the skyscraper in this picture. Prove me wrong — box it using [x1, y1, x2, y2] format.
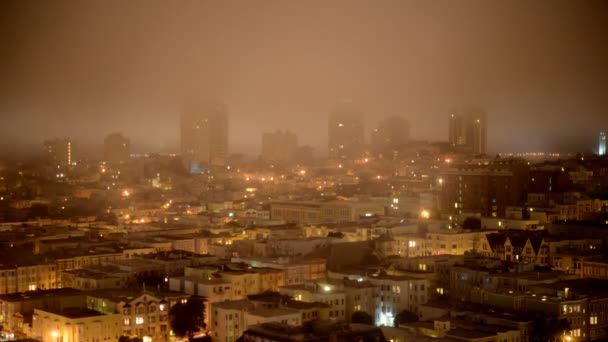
[180, 102, 228, 170]
[43, 138, 74, 167]
[104, 132, 130, 164]
[600, 131, 607, 156]
[448, 108, 487, 155]
[262, 130, 298, 163]
[371, 116, 410, 158]
[328, 102, 364, 160]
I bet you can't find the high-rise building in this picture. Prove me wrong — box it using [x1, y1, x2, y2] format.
[262, 130, 298, 163]
[599, 131, 607, 156]
[103, 132, 130, 164]
[448, 108, 487, 155]
[328, 103, 364, 160]
[180, 102, 228, 170]
[43, 138, 74, 167]
[370, 116, 410, 158]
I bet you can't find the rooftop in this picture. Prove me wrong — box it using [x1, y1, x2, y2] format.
[38, 307, 106, 319]
[0, 288, 82, 302]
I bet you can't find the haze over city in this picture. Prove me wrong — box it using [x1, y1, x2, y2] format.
[1, 0, 607, 158]
[4, 2, 608, 342]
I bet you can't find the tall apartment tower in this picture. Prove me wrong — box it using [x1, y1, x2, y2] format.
[448, 108, 487, 155]
[599, 131, 607, 156]
[328, 102, 365, 160]
[104, 132, 130, 164]
[262, 130, 298, 163]
[180, 102, 228, 170]
[371, 116, 410, 158]
[43, 138, 74, 167]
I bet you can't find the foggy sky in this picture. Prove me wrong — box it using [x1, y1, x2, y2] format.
[1, 0, 607, 158]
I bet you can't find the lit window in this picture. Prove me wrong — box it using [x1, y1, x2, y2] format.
[159, 304, 165, 311]
[124, 318, 131, 326]
[136, 317, 144, 325]
[591, 316, 598, 325]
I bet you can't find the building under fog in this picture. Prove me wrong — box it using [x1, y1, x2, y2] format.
[103, 132, 130, 164]
[262, 130, 298, 163]
[370, 116, 410, 159]
[328, 102, 364, 160]
[180, 102, 228, 170]
[448, 108, 487, 155]
[43, 138, 73, 167]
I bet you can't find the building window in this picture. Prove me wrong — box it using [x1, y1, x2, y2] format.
[124, 318, 131, 326]
[136, 317, 144, 325]
[591, 316, 598, 325]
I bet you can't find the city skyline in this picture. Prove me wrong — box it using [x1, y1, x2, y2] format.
[1, 0, 607, 158]
[2, 2, 608, 341]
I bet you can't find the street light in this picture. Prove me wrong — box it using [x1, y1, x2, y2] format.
[420, 210, 430, 219]
[51, 330, 59, 342]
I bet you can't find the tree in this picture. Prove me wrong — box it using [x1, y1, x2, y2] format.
[462, 217, 482, 230]
[393, 309, 418, 326]
[169, 295, 207, 341]
[351, 311, 374, 325]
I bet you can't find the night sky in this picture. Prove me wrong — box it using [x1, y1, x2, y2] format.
[1, 0, 607, 158]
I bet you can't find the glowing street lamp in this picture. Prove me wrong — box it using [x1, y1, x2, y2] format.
[420, 210, 430, 219]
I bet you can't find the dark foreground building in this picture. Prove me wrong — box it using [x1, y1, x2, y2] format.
[237, 321, 386, 342]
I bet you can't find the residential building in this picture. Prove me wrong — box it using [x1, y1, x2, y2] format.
[32, 307, 122, 342]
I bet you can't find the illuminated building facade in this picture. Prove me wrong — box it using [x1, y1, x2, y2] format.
[599, 131, 606, 156]
[43, 138, 73, 166]
[32, 308, 122, 342]
[261, 130, 298, 163]
[328, 103, 364, 160]
[87, 292, 179, 342]
[180, 102, 228, 170]
[104, 132, 130, 163]
[448, 108, 487, 154]
[440, 163, 529, 218]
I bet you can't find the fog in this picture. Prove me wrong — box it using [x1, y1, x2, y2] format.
[1, 0, 607, 157]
